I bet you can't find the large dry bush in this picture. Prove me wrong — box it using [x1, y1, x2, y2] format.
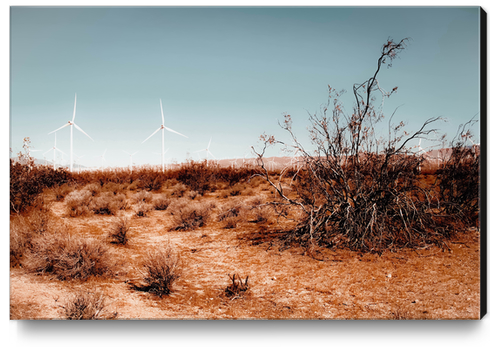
[10, 205, 53, 267]
[25, 232, 114, 281]
[254, 38, 453, 253]
[168, 198, 213, 231]
[141, 243, 182, 297]
[153, 194, 173, 211]
[90, 192, 127, 215]
[436, 120, 480, 225]
[10, 138, 71, 213]
[132, 190, 153, 204]
[65, 189, 93, 217]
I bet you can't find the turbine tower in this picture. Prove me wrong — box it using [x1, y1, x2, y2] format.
[142, 99, 188, 172]
[48, 94, 94, 172]
[43, 133, 66, 170]
[123, 151, 138, 173]
[196, 137, 216, 165]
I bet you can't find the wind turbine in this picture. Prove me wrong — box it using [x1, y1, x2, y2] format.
[196, 137, 216, 165]
[43, 133, 66, 170]
[95, 149, 107, 169]
[73, 153, 85, 174]
[123, 150, 138, 173]
[142, 99, 188, 172]
[48, 93, 94, 172]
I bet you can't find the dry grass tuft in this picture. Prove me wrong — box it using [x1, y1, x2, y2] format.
[224, 274, 249, 298]
[134, 202, 153, 217]
[108, 217, 131, 245]
[218, 201, 244, 229]
[140, 243, 182, 297]
[62, 290, 117, 320]
[132, 190, 153, 204]
[65, 189, 93, 217]
[153, 194, 172, 211]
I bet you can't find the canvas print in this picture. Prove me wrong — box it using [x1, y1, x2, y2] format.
[10, 6, 482, 320]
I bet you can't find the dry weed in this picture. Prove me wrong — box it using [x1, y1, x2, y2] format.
[65, 189, 93, 217]
[168, 198, 213, 231]
[63, 290, 117, 320]
[141, 243, 182, 297]
[108, 217, 131, 245]
[134, 202, 153, 217]
[153, 194, 172, 211]
[25, 232, 114, 281]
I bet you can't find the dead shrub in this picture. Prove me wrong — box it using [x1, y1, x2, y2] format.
[90, 192, 127, 215]
[10, 206, 54, 267]
[185, 190, 201, 200]
[63, 291, 117, 320]
[171, 183, 188, 198]
[65, 189, 93, 217]
[153, 195, 172, 211]
[247, 199, 270, 224]
[218, 201, 244, 229]
[83, 183, 101, 196]
[141, 243, 182, 297]
[134, 202, 153, 217]
[132, 190, 153, 204]
[10, 215, 32, 267]
[102, 182, 125, 195]
[108, 217, 131, 245]
[224, 274, 249, 298]
[168, 199, 212, 231]
[25, 232, 114, 281]
[53, 183, 73, 201]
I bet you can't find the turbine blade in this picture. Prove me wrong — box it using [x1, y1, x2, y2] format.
[122, 150, 130, 155]
[165, 127, 188, 138]
[207, 137, 212, 149]
[208, 150, 216, 159]
[74, 123, 94, 141]
[72, 93, 77, 122]
[142, 127, 161, 143]
[48, 123, 70, 134]
[160, 99, 164, 125]
[54, 147, 67, 156]
[164, 149, 169, 155]
[43, 148, 53, 156]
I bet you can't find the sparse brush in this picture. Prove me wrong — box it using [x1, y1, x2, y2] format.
[25, 232, 114, 281]
[132, 190, 153, 204]
[168, 199, 212, 231]
[63, 290, 116, 320]
[141, 243, 182, 297]
[10, 215, 32, 267]
[185, 190, 200, 200]
[53, 183, 73, 201]
[90, 192, 126, 215]
[225, 274, 249, 298]
[153, 195, 172, 211]
[65, 189, 93, 217]
[218, 201, 244, 229]
[134, 202, 153, 217]
[171, 183, 188, 198]
[247, 201, 270, 224]
[108, 217, 131, 245]
[102, 182, 125, 194]
[83, 183, 101, 196]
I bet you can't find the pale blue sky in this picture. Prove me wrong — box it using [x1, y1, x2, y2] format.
[10, 6, 481, 168]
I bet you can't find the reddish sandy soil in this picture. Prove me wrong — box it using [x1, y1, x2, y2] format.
[10, 186, 481, 320]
